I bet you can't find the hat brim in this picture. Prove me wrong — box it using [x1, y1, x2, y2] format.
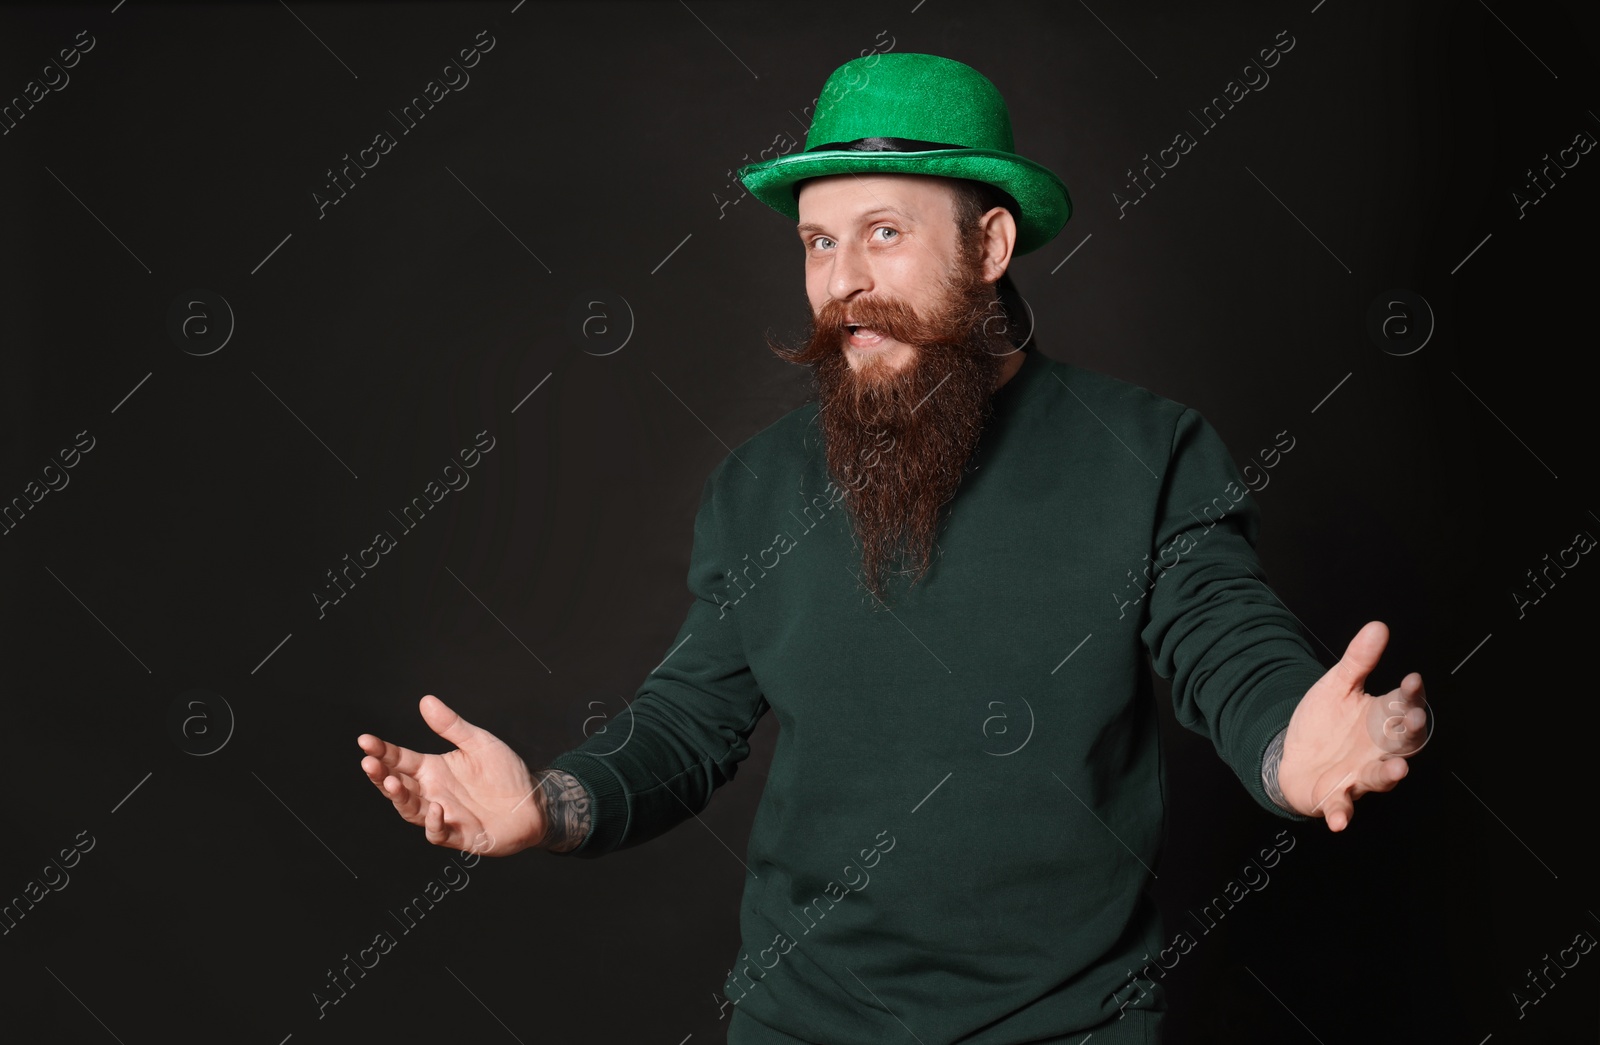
[738, 148, 1072, 256]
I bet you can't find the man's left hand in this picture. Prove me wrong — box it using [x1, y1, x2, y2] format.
[1279, 620, 1429, 831]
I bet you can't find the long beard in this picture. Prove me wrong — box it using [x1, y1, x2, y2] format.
[767, 249, 1013, 602]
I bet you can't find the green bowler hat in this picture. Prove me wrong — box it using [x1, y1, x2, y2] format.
[737, 52, 1072, 255]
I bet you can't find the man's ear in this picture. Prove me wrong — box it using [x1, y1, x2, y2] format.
[980, 206, 1018, 282]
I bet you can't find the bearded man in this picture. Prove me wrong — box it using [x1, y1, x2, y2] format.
[357, 53, 1429, 1044]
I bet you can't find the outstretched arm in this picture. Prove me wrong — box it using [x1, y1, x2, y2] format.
[361, 458, 767, 860]
[538, 459, 771, 858]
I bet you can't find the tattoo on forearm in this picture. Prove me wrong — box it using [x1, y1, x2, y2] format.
[1261, 727, 1292, 812]
[534, 769, 592, 853]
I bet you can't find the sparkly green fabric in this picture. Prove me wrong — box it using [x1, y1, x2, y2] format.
[738, 53, 1073, 255]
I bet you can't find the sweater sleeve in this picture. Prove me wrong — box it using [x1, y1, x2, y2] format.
[1140, 407, 1323, 822]
[545, 461, 770, 856]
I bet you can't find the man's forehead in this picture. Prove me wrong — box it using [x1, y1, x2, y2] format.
[795, 174, 955, 229]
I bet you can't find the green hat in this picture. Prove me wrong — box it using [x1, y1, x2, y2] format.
[737, 53, 1072, 255]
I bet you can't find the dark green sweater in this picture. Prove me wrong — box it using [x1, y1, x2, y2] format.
[550, 348, 1323, 1043]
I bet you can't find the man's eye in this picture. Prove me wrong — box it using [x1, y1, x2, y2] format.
[874, 227, 898, 241]
[811, 237, 834, 251]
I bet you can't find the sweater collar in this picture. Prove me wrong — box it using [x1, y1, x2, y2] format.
[989, 347, 1048, 418]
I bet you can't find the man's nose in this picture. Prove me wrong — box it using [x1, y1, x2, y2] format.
[829, 241, 873, 301]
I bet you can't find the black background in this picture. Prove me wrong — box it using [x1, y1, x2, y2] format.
[1, 1, 1597, 1041]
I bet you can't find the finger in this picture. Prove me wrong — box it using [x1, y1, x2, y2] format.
[1325, 757, 1410, 832]
[1314, 771, 1356, 831]
[360, 752, 403, 787]
[1407, 672, 1433, 749]
[1399, 704, 1431, 754]
[361, 756, 426, 823]
[359, 753, 388, 789]
[1334, 620, 1389, 693]
[357, 732, 426, 778]
[1309, 767, 1355, 820]
[424, 800, 463, 849]
[386, 771, 426, 823]
[1366, 685, 1432, 755]
[1390, 674, 1432, 753]
[419, 694, 490, 752]
[360, 754, 421, 801]
[1392, 674, 1429, 717]
[1360, 754, 1410, 795]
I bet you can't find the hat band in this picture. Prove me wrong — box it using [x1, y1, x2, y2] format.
[805, 135, 970, 153]
[792, 137, 1023, 218]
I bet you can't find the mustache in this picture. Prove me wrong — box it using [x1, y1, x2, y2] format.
[765, 283, 997, 367]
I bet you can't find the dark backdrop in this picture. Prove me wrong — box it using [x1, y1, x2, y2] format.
[2, 1, 1596, 1041]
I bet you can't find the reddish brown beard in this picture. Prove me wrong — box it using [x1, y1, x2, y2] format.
[766, 241, 1014, 603]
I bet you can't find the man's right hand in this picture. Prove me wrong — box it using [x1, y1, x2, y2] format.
[358, 694, 547, 856]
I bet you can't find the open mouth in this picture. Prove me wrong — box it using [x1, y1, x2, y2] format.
[846, 325, 885, 346]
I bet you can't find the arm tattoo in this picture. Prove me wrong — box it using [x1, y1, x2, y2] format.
[1261, 727, 1293, 813]
[533, 769, 592, 853]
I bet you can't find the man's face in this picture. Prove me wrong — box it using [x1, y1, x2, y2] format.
[770, 173, 1018, 601]
[796, 173, 971, 378]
